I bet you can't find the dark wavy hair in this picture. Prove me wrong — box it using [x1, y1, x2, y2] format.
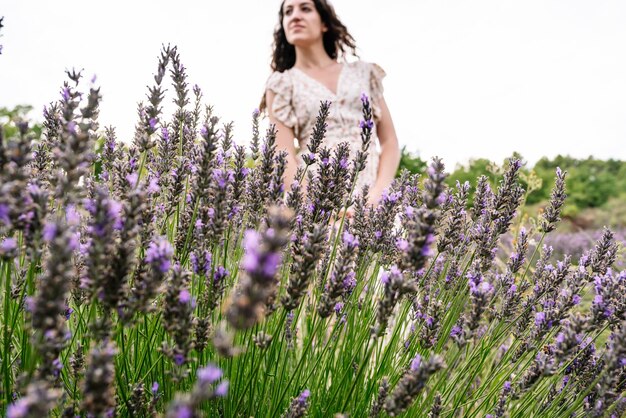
[260, 0, 358, 112]
[271, 0, 358, 72]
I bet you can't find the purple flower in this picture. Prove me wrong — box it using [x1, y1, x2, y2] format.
[342, 231, 358, 247]
[382, 191, 401, 204]
[450, 325, 462, 338]
[334, 302, 344, 314]
[197, 364, 223, 384]
[147, 177, 160, 194]
[173, 405, 192, 418]
[0, 203, 10, 225]
[396, 239, 409, 251]
[212, 168, 234, 189]
[243, 230, 260, 250]
[410, 355, 422, 371]
[179, 289, 191, 304]
[61, 87, 71, 101]
[242, 230, 281, 277]
[42, 223, 58, 242]
[152, 381, 159, 394]
[107, 200, 124, 230]
[381, 272, 390, 285]
[298, 389, 311, 404]
[126, 172, 139, 188]
[1, 237, 17, 253]
[6, 399, 29, 418]
[174, 354, 185, 366]
[342, 272, 357, 292]
[67, 121, 77, 134]
[64, 307, 74, 320]
[359, 119, 374, 130]
[556, 333, 565, 344]
[214, 266, 229, 284]
[148, 118, 157, 130]
[145, 236, 174, 273]
[65, 204, 80, 226]
[215, 380, 229, 397]
[535, 311, 546, 327]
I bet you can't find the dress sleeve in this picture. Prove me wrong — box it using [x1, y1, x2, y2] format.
[265, 71, 298, 131]
[369, 63, 387, 121]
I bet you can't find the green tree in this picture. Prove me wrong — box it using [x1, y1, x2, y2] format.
[396, 146, 427, 176]
[0, 105, 43, 139]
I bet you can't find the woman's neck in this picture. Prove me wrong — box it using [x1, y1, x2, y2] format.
[293, 43, 335, 70]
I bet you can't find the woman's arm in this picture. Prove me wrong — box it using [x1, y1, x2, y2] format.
[369, 95, 401, 205]
[265, 89, 299, 188]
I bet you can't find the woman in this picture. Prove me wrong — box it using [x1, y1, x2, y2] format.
[262, 0, 401, 207]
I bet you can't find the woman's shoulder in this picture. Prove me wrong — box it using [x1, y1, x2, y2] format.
[265, 69, 294, 94]
[348, 60, 386, 77]
[346, 60, 380, 69]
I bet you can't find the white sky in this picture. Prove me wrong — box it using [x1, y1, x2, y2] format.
[1, 0, 625, 169]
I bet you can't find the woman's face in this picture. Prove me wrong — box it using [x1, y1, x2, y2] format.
[282, 0, 327, 47]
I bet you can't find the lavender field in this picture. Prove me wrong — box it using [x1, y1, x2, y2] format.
[1, 46, 625, 417]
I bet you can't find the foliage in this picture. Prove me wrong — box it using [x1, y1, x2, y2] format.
[397, 146, 427, 176]
[0, 105, 43, 140]
[529, 156, 624, 212]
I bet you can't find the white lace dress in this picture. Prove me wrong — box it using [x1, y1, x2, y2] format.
[265, 60, 386, 193]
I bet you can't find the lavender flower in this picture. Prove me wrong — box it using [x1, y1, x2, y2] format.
[373, 266, 418, 336]
[145, 235, 174, 273]
[465, 268, 494, 332]
[370, 378, 389, 418]
[31, 218, 74, 381]
[398, 158, 446, 274]
[6, 382, 60, 418]
[540, 167, 567, 233]
[130, 235, 174, 315]
[350, 93, 374, 182]
[590, 319, 626, 416]
[282, 389, 311, 418]
[492, 381, 512, 417]
[81, 341, 117, 417]
[227, 207, 292, 329]
[317, 230, 359, 318]
[437, 180, 470, 253]
[250, 108, 262, 161]
[197, 364, 223, 384]
[0, 236, 17, 259]
[162, 264, 194, 366]
[589, 227, 618, 275]
[301, 101, 330, 166]
[384, 355, 445, 416]
[282, 222, 327, 311]
[166, 363, 229, 417]
[428, 393, 442, 418]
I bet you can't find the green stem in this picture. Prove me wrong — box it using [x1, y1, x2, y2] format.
[2, 260, 13, 409]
